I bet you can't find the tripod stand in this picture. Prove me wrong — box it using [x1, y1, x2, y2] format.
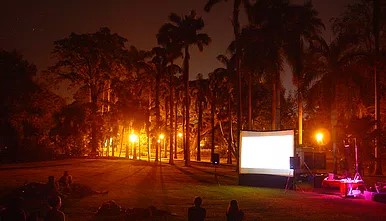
[285, 169, 303, 192]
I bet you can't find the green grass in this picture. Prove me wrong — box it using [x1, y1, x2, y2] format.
[0, 159, 385, 221]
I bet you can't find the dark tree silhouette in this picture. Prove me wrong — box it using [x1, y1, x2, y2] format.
[48, 27, 128, 156]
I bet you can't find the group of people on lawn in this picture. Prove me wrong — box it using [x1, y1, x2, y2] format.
[1, 170, 243, 221]
[188, 196, 245, 221]
[0, 171, 71, 221]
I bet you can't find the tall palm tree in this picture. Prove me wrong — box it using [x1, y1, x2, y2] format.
[192, 74, 210, 161]
[205, 0, 244, 170]
[372, 0, 383, 175]
[165, 64, 181, 164]
[329, 0, 385, 175]
[150, 47, 171, 162]
[210, 54, 236, 164]
[283, 1, 324, 145]
[306, 33, 362, 172]
[158, 11, 211, 166]
[157, 29, 183, 164]
[242, 1, 324, 144]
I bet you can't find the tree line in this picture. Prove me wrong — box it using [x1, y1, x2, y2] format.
[0, 0, 385, 174]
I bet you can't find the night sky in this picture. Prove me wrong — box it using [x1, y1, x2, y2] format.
[1, 0, 353, 90]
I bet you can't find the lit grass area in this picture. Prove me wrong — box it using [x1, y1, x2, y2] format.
[0, 159, 385, 221]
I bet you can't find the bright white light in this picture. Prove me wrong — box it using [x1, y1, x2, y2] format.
[239, 130, 294, 177]
[129, 134, 138, 143]
[316, 132, 324, 145]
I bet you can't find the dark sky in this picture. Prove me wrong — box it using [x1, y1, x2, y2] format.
[1, 0, 354, 91]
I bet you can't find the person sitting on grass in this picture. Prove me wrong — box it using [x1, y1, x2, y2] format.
[58, 171, 72, 193]
[188, 196, 206, 221]
[226, 199, 244, 221]
[46, 176, 60, 199]
[45, 195, 65, 221]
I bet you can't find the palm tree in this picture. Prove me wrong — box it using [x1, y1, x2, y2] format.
[150, 47, 169, 162]
[157, 29, 183, 164]
[192, 74, 210, 161]
[305, 33, 362, 172]
[242, 1, 324, 143]
[283, 1, 324, 145]
[328, 0, 385, 174]
[210, 54, 236, 164]
[205, 0, 244, 170]
[124, 46, 153, 161]
[166, 65, 181, 164]
[158, 11, 211, 166]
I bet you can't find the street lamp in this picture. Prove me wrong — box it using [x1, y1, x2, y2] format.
[130, 133, 138, 159]
[315, 132, 324, 146]
[159, 133, 165, 160]
[177, 132, 183, 159]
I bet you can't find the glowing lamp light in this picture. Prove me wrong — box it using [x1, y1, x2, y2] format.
[178, 132, 183, 138]
[315, 132, 324, 145]
[129, 133, 138, 143]
[159, 134, 165, 140]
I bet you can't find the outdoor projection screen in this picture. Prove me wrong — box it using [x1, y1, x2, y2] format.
[239, 130, 294, 177]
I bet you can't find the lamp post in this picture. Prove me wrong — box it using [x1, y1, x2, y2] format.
[313, 130, 326, 171]
[130, 133, 139, 159]
[159, 134, 165, 162]
[315, 132, 324, 147]
[177, 132, 183, 159]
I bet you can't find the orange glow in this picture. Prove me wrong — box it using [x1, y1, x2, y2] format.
[316, 133, 324, 144]
[178, 132, 183, 138]
[129, 133, 138, 143]
[159, 134, 165, 140]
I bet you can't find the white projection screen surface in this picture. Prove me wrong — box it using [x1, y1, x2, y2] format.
[239, 130, 294, 177]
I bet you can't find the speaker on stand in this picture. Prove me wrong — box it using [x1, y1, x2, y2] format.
[211, 154, 220, 185]
[286, 156, 302, 192]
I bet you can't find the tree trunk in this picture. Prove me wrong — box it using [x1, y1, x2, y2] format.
[182, 94, 186, 160]
[373, 0, 382, 175]
[211, 90, 215, 159]
[174, 96, 178, 159]
[228, 97, 233, 164]
[169, 82, 174, 164]
[234, 0, 242, 171]
[298, 91, 303, 146]
[119, 127, 124, 157]
[184, 46, 191, 166]
[155, 69, 161, 162]
[165, 96, 169, 158]
[90, 87, 98, 157]
[197, 93, 202, 161]
[147, 93, 151, 162]
[248, 72, 252, 130]
[272, 73, 281, 131]
[272, 81, 276, 130]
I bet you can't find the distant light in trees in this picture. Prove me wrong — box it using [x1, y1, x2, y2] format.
[129, 133, 139, 143]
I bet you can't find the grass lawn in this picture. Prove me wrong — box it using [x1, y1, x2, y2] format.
[0, 158, 385, 221]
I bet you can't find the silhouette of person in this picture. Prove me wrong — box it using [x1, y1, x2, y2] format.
[0, 196, 27, 221]
[46, 176, 60, 198]
[45, 195, 65, 221]
[58, 171, 72, 193]
[226, 200, 244, 221]
[188, 196, 206, 221]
